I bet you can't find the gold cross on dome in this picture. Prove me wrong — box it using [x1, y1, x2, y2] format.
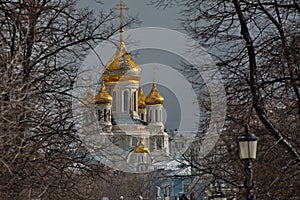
[153, 66, 157, 83]
[113, 0, 129, 33]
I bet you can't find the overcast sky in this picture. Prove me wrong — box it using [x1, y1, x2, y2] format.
[77, 0, 208, 132]
[78, 0, 182, 30]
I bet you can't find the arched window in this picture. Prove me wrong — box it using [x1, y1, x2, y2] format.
[160, 110, 162, 122]
[132, 137, 137, 147]
[123, 91, 128, 112]
[108, 109, 111, 121]
[155, 110, 159, 122]
[112, 92, 117, 111]
[133, 91, 137, 111]
[104, 109, 107, 122]
[141, 113, 144, 121]
[149, 110, 152, 122]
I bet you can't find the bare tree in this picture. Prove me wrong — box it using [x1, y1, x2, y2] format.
[0, 0, 137, 199]
[151, 0, 300, 199]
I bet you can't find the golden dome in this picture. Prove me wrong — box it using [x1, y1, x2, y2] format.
[82, 86, 94, 105]
[138, 85, 146, 109]
[102, 40, 141, 83]
[145, 83, 164, 105]
[134, 138, 149, 153]
[94, 82, 112, 104]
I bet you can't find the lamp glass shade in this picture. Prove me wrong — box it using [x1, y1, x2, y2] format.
[237, 125, 258, 159]
[238, 140, 258, 159]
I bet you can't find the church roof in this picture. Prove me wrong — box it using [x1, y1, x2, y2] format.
[102, 42, 141, 83]
[112, 118, 147, 125]
[94, 82, 112, 104]
[138, 85, 146, 109]
[134, 138, 149, 153]
[145, 82, 165, 105]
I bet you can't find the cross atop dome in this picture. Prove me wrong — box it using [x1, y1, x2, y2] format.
[113, 0, 128, 34]
[153, 66, 157, 83]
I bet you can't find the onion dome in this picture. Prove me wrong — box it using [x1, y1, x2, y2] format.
[138, 85, 146, 109]
[94, 82, 112, 104]
[82, 86, 94, 105]
[145, 83, 164, 105]
[102, 39, 141, 83]
[134, 138, 149, 153]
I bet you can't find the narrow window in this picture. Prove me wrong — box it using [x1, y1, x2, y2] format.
[108, 109, 111, 121]
[104, 109, 107, 122]
[133, 91, 137, 111]
[149, 110, 152, 122]
[155, 110, 158, 122]
[112, 92, 117, 111]
[141, 113, 144, 121]
[160, 110, 162, 122]
[123, 91, 128, 112]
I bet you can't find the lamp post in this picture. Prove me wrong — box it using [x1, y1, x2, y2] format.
[210, 191, 227, 200]
[237, 125, 258, 200]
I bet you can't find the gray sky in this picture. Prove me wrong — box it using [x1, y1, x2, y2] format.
[77, 0, 209, 132]
[78, 0, 182, 30]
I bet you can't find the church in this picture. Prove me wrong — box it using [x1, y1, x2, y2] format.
[81, 6, 170, 172]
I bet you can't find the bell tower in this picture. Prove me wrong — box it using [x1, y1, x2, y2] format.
[145, 76, 169, 154]
[94, 82, 112, 132]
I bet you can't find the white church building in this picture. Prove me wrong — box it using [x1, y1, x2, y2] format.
[81, 18, 171, 172]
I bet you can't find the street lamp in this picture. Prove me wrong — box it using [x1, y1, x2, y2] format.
[237, 125, 258, 200]
[210, 191, 227, 200]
